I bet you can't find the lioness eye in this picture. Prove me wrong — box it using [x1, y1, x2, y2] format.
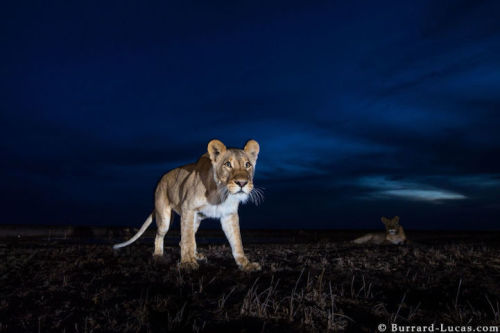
[224, 161, 231, 168]
[245, 162, 252, 168]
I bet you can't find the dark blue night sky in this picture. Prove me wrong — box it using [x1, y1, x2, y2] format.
[2, 1, 499, 229]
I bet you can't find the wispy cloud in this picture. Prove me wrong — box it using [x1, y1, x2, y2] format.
[379, 189, 466, 201]
[358, 176, 467, 202]
[450, 174, 500, 188]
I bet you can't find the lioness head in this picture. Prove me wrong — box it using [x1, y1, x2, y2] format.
[381, 216, 401, 235]
[207, 139, 260, 197]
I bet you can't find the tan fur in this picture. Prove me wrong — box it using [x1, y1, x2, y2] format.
[353, 216, 407, 245]
[113, 139, 262, 271]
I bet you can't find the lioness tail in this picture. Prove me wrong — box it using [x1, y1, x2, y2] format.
[112, 212, 153, 250]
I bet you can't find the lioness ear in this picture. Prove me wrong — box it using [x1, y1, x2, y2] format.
[244, 139, 260, 164]
[381, 217, 389, 224]
[207, 139, 226, 162]
[393, 216, 400, 223]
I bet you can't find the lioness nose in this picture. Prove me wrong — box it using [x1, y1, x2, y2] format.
[235, 180, 248, 188]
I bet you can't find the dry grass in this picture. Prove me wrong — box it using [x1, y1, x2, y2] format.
[0, 234, 499, 332]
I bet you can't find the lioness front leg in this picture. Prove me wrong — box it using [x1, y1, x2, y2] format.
[221, 213, 261, 271]
[179, 210, 199, 270]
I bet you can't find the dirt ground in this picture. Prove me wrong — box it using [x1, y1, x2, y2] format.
[1, 230, 499, 332]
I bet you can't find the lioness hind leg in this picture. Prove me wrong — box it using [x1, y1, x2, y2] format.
[153, 205, 172, 257]
[353, 234, 372, 244]
[193, 214, 207, 261]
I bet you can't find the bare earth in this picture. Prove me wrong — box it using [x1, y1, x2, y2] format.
[1, 229, 499, 332]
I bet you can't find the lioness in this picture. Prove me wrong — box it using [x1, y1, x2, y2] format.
[113, 139, 262, 271]
[352, 216, 407, 245]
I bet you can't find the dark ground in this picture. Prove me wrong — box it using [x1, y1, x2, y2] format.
[1, 228, 499, 332]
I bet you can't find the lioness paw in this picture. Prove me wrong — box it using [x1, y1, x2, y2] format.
[240, 261, 261, 272]
[152, 254, 169, 265]
[195, 252, 207, 262]
[179, 260, 199, 271]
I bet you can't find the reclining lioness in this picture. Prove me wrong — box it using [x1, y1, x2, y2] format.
[353, 216, 407, 245]
[113, 139, 262, 271]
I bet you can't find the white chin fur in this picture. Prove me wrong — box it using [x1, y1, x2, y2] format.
[230, 192, 249, 203]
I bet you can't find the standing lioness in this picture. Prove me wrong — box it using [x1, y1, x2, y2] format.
[113, 139, 262, 271]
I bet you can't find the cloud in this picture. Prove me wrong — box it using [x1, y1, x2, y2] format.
[379, 189, 466, 201]
[358, 176, 467, 202]
[450, 174, 500, 188]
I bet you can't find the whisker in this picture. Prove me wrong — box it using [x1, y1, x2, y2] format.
[249, 186, 265, 206]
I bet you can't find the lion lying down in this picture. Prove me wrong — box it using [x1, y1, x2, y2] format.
[353, 216, 407, 245]
[113, 139, 262, 271]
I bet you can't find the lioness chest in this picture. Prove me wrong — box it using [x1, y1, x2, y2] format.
[197, 194, 248, 219]
[386, 234, 405, 244]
